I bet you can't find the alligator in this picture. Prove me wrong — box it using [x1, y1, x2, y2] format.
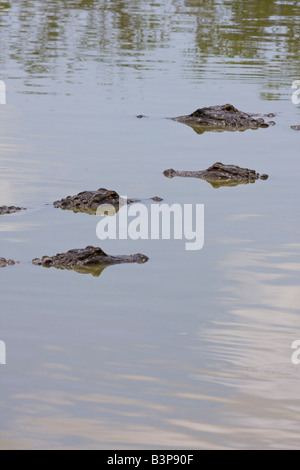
[170, 104, 275, 134]
[53, 188, 163, 215]
[163, 163, 269, 188]
[291, 125, 300, 131]
[0, 206, 26, 215]
[0, 258, 19, 267]
[32, 246, 149, 277]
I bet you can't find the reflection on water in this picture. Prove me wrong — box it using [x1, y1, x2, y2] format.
[0, 0, 299, 89]
[3, 244, 300, 450]
[6, 235, 300, 450]
[204, 180, 261, 189]
[1, 0, 300, 452]
[36, 263, 109, 278]
[172, 121, 266, 135]
[4, 393, 226, 450]
[34, 259, 148, 278]
[196, 243, 300, 449]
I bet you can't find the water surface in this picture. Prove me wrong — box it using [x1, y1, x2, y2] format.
[1, 0, 300, 450]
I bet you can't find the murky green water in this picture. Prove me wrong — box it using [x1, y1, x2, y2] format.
[1, 0, 300, 450]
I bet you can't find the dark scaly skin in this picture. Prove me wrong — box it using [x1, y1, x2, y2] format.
[0, 258, 19, 267]
[164, 163, 269, 188]
[53, 188, 163, 215]
[32, 246, 149, 277]
[0, 206, 26, 215]
[171, 104, 275, 134]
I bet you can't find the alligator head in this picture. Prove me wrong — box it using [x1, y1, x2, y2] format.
[164, 163, 269, 188]
[171, 104, 275, 134]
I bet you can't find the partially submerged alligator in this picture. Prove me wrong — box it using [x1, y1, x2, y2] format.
[0, 258, 19, 267]
[54, 188, 163, 215]
[164, 163, 269, 188]
[0, 206, 26, 215]
[170, 104, 275, 134]
[32, 246, 149, 277]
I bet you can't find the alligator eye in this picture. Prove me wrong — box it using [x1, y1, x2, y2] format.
[224, 104, 235, 112]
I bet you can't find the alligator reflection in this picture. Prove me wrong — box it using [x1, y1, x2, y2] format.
[43, 263, 110, 278]
[178, 122, 269, 135]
